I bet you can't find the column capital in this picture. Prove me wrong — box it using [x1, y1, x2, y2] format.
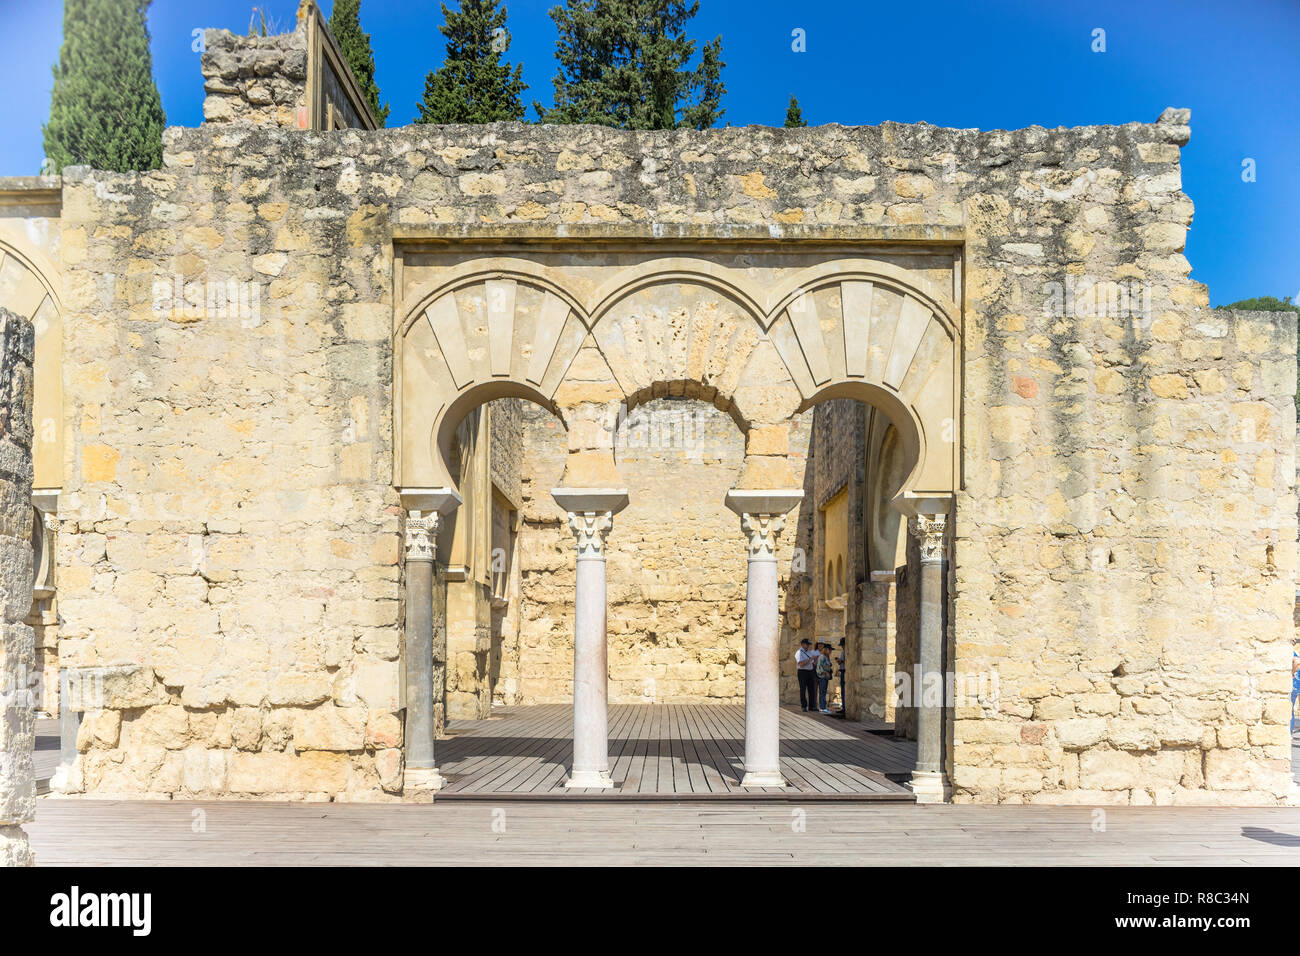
[740, 512, 786, 560]
[552, 488, 627, 559]
[909, 512, 947, 564]
[725, 490, 801, 561]
[404, 511, 440, 563]
[567, 509, 615, 558]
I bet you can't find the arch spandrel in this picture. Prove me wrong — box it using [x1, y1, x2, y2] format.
[766, 272, 960, 507]
[397, 271, 586, 489]
[590, 279, 761, 416]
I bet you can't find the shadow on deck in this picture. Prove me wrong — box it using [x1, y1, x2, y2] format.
[435, 703, 919, 801]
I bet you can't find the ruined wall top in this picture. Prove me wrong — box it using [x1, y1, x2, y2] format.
[200, 0, 379, 131]
[140, 104, 1193, 250]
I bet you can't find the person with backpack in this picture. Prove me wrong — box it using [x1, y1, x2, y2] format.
[816, 643, 834, 714]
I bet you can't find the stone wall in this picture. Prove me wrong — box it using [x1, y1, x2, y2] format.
[0, 184, 63, 719]
[489, 398, 523, 507]
[199, 1, 377, 132]
[810, 399, 866, 712]
[47, 98, 1298, 803]
[0, 307, 35, 865]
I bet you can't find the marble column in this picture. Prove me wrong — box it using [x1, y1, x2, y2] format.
[400, 488, 460, 794]
[49, 669, 80, 794]
[726, 490, 803, 788]
[908, 511, 951, 803]
[552, 488, 628, 789]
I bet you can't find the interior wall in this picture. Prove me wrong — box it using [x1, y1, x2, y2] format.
[442, 399, 523, 720]
[515, 397, 812, 704]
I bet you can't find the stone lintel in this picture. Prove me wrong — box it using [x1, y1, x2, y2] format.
[892, 491, 954, 518]
[392, 223, 967, 246]
[398, 486, 462, 515]
[551, 487, 629, 516]
[724, 489, 804, 518]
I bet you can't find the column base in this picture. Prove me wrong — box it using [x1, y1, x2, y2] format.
[564, 769, 615, 789]
[404, 767, 446, 792]
[49, 762, 82, 795]
[907, 769, 951, 804]
[740, 770, 787, 788]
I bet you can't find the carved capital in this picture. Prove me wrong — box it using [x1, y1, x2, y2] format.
[740, 512, 786, 560]
[909, 513, 947, 563]
[404, 510, 440, 563]
[567, 510, 614, 558]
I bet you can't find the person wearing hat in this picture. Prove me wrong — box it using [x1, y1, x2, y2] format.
[795, 638, 819, 712]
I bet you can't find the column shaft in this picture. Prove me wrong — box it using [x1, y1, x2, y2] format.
[915, 555, 944, 774]
[571, 548, 611, 786]
[403, 510, 444, 792]
[552, 489, 627, 790]
[742, 539, 783, 786]
[909, 512, 950, 803]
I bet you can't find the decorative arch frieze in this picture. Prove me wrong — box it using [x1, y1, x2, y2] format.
[395, 253, 961, 508]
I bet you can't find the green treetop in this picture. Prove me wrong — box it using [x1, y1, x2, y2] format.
[784, 95, 806, 127]
[43, 0, 166, 174]
[538, 0, 725, 130]
[416, 0, 527, 124]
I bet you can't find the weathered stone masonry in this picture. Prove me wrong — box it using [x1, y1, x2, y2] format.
[20, 29, 1289, 806]
[0, 307, 35, 864]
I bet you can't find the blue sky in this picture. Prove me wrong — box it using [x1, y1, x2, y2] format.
[1, 0, 1296, 305]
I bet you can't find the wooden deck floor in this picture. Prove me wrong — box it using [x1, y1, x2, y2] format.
[26, 801, 1300, 866]
[436, 703, 916, 800]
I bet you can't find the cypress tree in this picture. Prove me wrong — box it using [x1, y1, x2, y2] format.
[784, 95, 806, 128]
[42, 0, 166, 174]
[538, 0, 725, 130]
[416, 0, 527, 124]
[329, 0, 390, 126]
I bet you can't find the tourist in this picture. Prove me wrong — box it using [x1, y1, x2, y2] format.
[796, 639, 818, 711]
[817, 643, 834, 714]
[1291, 642, 1299, 734]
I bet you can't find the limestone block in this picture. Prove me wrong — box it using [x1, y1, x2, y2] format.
[374, 748, 403, 793]
[0, 826, 32, 866]
[1055, 718, 1107, 750]
[344, 658, 401, 710]
[292, 705, 366, 752]
[1078, 750, 1140, 790]
[230, 709, 262, 751]
[1203, 749, 1256, 791]
[268, 672, 332, 707]
[227, 751, 349, 794]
